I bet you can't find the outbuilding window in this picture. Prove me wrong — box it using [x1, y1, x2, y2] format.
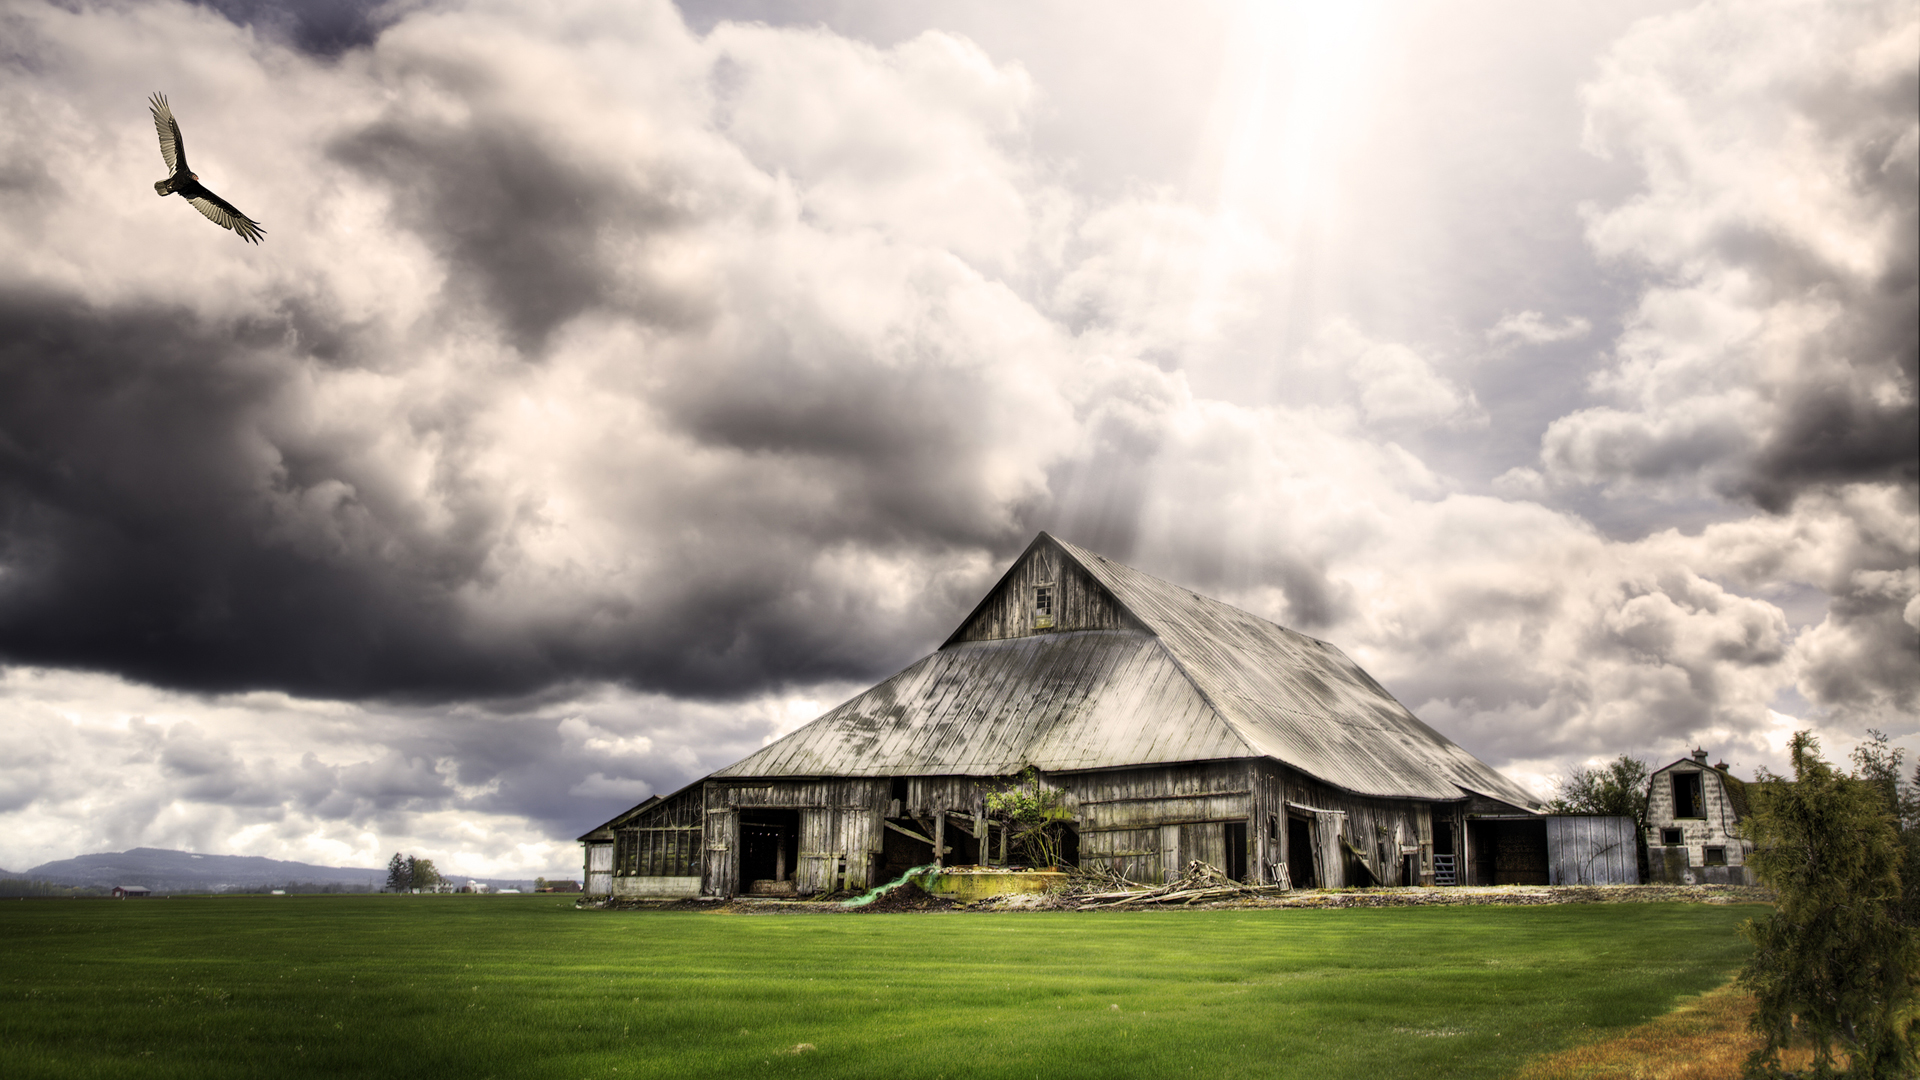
[1033, 583, 1055, 630]
[1703, 846, 1726, 867]
[1671, 772, 1704, 818]
[1661, 827, 1683, 846]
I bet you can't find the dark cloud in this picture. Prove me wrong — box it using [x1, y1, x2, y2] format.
[189, 0, 396, 58]
[330, 106, 704, 353]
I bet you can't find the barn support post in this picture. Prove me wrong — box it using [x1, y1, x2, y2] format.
[933, 814, 946, 868]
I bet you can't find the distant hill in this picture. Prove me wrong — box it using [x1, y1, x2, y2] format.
[21, 848, 539, 893]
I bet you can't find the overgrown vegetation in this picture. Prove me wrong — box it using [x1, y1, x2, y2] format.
[984, 767, 1072, 868]
[0, 894, 1758, 1079]
[1738, 731, 1917, 1078]
[1546, 755, 1651, 823]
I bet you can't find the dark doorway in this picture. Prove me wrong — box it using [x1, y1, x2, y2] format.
[881, 819, 935, 879]
[1223, 821, 1248, 881]
[739, 810, 799, 893]
[1672, 772, 1703, 818]
[944, 815, 980, 866]
[1286, 815, 1316, 888]
[1467, 819, 1548, 885]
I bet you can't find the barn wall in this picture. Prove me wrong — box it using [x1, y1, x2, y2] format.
[1545, 816, 1639, 885]
[1278, 767, 1438, 887]
[607, 788, 704, 897]
[1057, 762, 1254, 884]
[950, 541, 1140, 643]
[670, 764, 1466, 894]
[703, 778, 888, 895]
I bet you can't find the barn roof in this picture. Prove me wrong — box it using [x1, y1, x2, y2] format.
[715, 533, 1537, 807]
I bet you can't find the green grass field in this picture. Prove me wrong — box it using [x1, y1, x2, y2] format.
[0, 895, 1758, 1079]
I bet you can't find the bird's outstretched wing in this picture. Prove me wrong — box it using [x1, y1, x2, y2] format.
[149, 92, 185, 175]
[188, 189, 266, 244]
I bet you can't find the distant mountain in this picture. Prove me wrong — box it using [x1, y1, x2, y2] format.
[22, 847, 539, 893]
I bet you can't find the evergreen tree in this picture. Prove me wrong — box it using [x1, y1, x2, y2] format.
[1739, 732, 1917, 1078]
[385, 852, 410, 893]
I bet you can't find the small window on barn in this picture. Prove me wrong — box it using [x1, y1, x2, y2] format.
[1033, 583, 1055, 630]
[1672, 772, 1703, 818]
[1703, 846, 1726, 867]
[1661, 827, 1683, 846]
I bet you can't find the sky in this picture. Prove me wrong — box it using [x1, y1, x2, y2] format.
[0, 0, 1913, 879]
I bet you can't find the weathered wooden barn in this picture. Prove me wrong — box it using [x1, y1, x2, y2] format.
[580, 533, 1544, 899]
[1645, 751, 1753, 885]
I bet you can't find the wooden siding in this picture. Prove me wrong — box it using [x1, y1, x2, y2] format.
[640, 765, 1476, 896]
[584, 843, 612, 896]
[1059, 762, 1259, 884]
[947, 538, 1142, 642]
[1545, 816, 1640, 885]
[1276, 765, 1437, 887]
[700, 779, 888, 896]
[609, 787, 705, 894]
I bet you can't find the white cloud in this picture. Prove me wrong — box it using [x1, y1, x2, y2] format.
[1488, 311, 1593, 345]
[1542, 0, 1917, 506]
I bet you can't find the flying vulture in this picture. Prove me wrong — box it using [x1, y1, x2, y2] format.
[149, 93, 265, 243]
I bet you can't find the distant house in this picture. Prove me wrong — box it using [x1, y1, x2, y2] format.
[1646, 750, 1753, 885]
[580, 532, 1543, 900]
[111, 886, 151, 899]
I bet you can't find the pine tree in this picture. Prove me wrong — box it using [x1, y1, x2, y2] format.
[385, 852, 410, 893]
[1738, 732, 1917, 1078]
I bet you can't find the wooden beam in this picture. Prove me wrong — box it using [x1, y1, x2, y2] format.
[883, 820, 936, 847]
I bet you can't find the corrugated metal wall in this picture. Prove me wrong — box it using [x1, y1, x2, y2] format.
[1546, 815, 1640, 885]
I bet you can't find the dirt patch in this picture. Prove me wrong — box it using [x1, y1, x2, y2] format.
[1513, 978, 1847, 1079]
[844, 881, 958, 913]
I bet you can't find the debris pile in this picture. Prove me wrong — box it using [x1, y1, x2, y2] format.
[850, 880, 957, 912]
[841, 865, 949, 911]
[1073, 860, 1286, 909]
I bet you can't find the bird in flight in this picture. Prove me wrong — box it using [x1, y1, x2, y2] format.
[149, 92, 265, 244]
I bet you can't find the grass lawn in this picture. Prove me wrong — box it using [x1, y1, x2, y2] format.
[0, 895, 1758, 1079]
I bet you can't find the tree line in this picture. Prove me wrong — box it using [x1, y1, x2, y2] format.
[384, 853, 445, 893]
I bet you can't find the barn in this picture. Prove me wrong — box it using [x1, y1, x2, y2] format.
[1645, 750, 1754, 885]
[580, 533, 1544, 899]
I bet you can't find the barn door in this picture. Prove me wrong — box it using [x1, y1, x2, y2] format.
[585, 843, 612, 895]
